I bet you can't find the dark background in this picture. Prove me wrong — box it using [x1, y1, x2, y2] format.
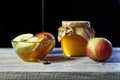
[0, 0, 120, 47]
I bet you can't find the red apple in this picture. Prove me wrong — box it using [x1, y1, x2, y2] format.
[35, 32, 55, 39]
[86, 37, 113, 62]
[29, 32, 56, 60]
[35, 32, 55, 48]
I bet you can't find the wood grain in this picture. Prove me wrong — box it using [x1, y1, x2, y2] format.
[0, 48, 120, 80]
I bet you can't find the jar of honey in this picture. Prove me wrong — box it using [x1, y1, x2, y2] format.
[58, 21, 95, 57]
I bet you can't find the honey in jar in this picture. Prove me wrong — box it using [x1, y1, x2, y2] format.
[58, 21, 95, 57]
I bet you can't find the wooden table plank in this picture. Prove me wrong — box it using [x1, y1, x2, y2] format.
[0, 48, 120, 80]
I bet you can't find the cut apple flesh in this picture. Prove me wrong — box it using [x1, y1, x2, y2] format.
[12, 36, 39, 52]
[13, 33, 34, 41]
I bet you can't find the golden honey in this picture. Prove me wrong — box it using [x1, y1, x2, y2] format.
[58, 21, 95, 57]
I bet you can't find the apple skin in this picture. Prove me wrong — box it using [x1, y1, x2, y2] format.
[86, 37, 113, 62]
[28, 32, 56, 61]
[35, 32, 55, 40]
[35, 32, 56, 48]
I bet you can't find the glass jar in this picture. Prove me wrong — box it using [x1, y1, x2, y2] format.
[58, 21, 95, 57]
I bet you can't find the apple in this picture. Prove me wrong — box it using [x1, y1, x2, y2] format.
[86, 37, 113, 62]
[35, 32, 56, 49]
[35, 32, 55, 40]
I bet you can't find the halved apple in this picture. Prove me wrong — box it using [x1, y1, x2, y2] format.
[13, 33, 34, 41]
[12, 34, 38, 52]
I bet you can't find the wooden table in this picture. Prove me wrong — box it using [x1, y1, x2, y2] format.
[0, 47, 120, 80]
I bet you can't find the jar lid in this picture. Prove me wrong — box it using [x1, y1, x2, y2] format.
[62, 21, 90, 28]
[58, 21, 95, 42]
